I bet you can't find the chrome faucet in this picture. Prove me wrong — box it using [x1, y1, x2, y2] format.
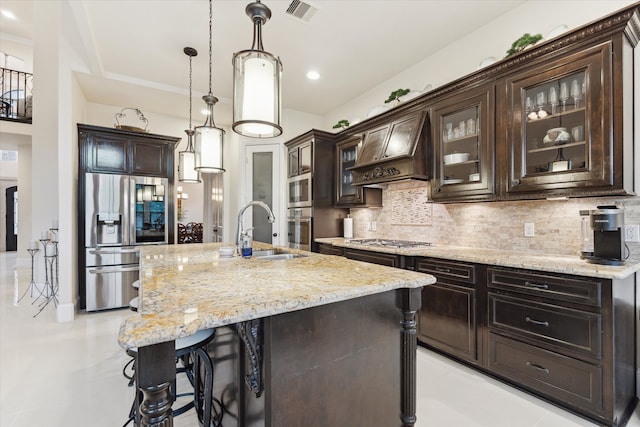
[236, 201, 276, 251]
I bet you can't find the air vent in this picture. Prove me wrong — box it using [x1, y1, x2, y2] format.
[285, 0, 318, 22]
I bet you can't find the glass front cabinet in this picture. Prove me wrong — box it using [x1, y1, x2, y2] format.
[501, 42, 624, 197]
[335, 136, 382, 207]
[432, 84, 495, 201]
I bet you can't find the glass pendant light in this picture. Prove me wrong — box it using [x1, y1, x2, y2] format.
[195, 0, 225, 174]
[232, 0, 283, 138]
[178, 46, 201, 183]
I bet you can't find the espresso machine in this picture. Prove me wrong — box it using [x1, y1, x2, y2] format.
[586, 205, 626, 265]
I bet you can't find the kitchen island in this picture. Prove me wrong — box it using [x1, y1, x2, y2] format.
[118, 242, 435, 427]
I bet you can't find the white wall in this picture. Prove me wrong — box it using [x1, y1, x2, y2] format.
[324, 0, 637, 129]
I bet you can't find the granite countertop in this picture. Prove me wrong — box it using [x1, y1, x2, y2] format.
[118, 242, 435, 350]
[315, 237, 640, 280]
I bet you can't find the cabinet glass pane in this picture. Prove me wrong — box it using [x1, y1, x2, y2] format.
[299, 144, 312, 174]
[358, 128, 387, 165]
[523, 71, 587, 176]
[441, 106, 480, 184]
[340, 145, 357, 197]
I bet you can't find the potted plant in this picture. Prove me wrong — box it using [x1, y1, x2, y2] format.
[505, 33, 543, 57]
[385, 88, 410, 104]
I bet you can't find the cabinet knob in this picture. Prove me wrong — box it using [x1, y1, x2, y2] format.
[434, 187, 442, 193]
[512, 179, 521, 186]
[272, 233, 278, 237]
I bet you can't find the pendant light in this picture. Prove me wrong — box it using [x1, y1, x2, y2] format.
[232, 0, 283, 138]
[178, 46, 201, 183]
[195, 0, 225, 173]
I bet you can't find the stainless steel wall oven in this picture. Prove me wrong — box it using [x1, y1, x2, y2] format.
[287, 207, 312, 251]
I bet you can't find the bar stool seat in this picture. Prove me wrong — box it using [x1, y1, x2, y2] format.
[124, 328, 217, 426]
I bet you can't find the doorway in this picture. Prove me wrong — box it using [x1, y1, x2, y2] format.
[244, 144, 283, 245]
[5, 186, 17, 251]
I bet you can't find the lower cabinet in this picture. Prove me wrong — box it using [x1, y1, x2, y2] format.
[487, 267, 636, 426]
[316, 243, 344, 256]
[414, 258, 484, 365]
[312, 244, 637, 426]
[343, 247, 405, 268]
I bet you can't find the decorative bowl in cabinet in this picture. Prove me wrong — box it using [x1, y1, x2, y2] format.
[443, 153, 470, 165]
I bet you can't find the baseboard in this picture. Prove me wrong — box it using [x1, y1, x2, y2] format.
[56, 302, 75, 323]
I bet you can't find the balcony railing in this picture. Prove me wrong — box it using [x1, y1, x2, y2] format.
[1, 67, 33, 123]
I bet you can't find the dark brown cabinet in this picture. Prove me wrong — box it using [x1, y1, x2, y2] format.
[431, 83, 495, 201]
[316, 243, 344, 256]
[335, 136, 382, 207]
[499, 42, 632, 198]
[414, 258, 484, 365]
[79, 124, 178, 177]
[287, 140, 312, 177]
[487, 267, 636, 426]
[343, 247, 405, 268]
[425, 5, 638, 202]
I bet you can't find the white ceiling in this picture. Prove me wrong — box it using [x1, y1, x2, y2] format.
[0, 0, 527, 123]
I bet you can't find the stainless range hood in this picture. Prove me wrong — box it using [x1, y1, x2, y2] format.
[347, 108, 429, 186]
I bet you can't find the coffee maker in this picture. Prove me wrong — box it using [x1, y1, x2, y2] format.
[587, 205, 626, 265]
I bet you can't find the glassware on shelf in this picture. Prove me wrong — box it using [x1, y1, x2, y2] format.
[560, 81, 569, 112]
[525, 96, 533, 113]
[446, 123, 454, 141]
[549, 86, 558, 115]
[570, 79, 582, 108]
[466, 118, 475, 135]
[536, 91, 546, 112]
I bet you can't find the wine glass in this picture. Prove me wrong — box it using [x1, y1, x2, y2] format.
[525, 96, 533, 114]
[570, 79, 582, 109]
[536, 91, 546, 111]
[549, 87, 558, 115]
[559, 81, 569, 112]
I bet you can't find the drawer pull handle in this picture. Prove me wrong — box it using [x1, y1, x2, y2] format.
[525, 316, 549, 327]
[524, 281, 549, 290]
[526, 362, 549, 374]
[435, 267, 451, 273]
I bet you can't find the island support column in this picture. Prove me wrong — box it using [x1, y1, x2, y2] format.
[135, 341, 176, 427]
[398, 287, 422, 427]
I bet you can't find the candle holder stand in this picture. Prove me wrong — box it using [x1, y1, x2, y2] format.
[18, 248, 41, 302]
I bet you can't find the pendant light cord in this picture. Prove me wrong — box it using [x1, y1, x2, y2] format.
[208, 0, 213, 96]
[188, 54, 193, 133]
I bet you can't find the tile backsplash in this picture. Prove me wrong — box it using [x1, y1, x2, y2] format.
[349, 180, 640, 259]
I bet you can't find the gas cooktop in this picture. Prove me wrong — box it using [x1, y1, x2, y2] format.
[347, 239, 432, 248]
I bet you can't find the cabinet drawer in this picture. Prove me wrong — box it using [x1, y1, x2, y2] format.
[489, 333, 603, 414]
[489, 294, 601, 358]
[488, 268, 601, 307]
[415, 258, 475, 284]
[343, 249, 402, 268]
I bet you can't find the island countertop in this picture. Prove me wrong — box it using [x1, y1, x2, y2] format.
[118, 242, 435, 350]
[315, 237, 640, 280]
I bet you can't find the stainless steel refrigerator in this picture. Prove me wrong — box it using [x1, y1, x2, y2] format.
[84, 172, 168, 311]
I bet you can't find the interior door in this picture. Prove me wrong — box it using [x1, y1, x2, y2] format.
[245, 144, 283, 245]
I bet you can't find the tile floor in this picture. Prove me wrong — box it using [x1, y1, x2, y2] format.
[0, 251, 638, 427]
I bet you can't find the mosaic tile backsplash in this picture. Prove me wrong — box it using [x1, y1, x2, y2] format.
[349, 181, 640, 259]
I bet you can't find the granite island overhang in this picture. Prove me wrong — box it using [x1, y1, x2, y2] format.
[118, 242, 436, 426]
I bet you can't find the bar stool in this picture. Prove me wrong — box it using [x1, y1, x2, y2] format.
[123, 328, 217, 426]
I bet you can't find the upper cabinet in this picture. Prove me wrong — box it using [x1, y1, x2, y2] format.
[78, 124, 180, 178]
[427, 4, 638, 202]
[335, 136, 382, 207]
[431, 83, 495, 201]
[500, 42, 629, 198]
[287, 140, 312, 177]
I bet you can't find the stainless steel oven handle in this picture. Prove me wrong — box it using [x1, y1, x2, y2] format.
[88, 266, 140, 274]
[287, 218, 312, 223]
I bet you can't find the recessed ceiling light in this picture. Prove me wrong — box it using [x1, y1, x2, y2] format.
[306, 70, 320, 80]
[1, 10, 17, 20]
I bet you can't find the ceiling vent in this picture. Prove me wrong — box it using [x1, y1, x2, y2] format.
[285, 0, 318, 23]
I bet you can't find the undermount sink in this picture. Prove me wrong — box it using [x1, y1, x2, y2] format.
[252, 249, 307, 260]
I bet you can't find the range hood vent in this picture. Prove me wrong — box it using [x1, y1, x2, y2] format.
[348, 109, 430, 186]
[285, 0, 318, 22]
